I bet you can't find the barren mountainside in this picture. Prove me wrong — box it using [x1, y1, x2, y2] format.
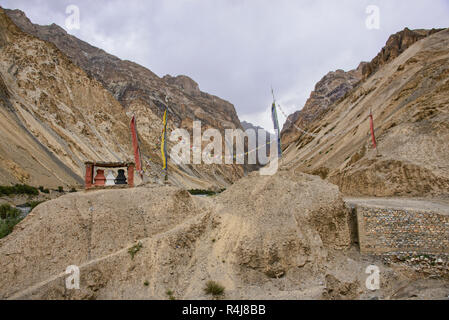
[282, 28, 444, 149]
[361, 27, 444, 80]
[5, 9, 242, 130]
[0, 8, 134, 188]
[281, 63, 365, 147]
[281, 28, 449, 197]
[1, 8, 245, 189]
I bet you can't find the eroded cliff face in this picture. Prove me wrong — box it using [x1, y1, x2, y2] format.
[1, 8, 245, 188]
[281, 28, 449, 197]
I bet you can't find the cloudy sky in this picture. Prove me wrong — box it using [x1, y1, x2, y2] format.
[1, 0, 448, 131]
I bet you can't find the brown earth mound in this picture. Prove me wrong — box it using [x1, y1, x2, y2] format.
[0, 171, 357, 300]
[2, 170, 447, 300]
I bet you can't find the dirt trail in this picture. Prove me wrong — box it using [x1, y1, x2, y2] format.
[345, 197, 449, 216]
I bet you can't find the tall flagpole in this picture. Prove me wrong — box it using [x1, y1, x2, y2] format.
[271, 87, 282, 159]
[369, 108, 378, 155]
[130, 113, 143, 179]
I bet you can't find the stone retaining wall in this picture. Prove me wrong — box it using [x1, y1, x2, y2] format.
[356, 207, 449, 254]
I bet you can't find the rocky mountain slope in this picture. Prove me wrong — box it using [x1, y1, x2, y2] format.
[361, 28, 444, 80]
[1, 8, 245, 189]
[241, 121, 273, 139]
[281, 64, 365, 147]
[241, 121, 273, 150]
[0, 8, 134, 188]
[5, 9, 242, 132]
[281, 28, 449, 197]
[281, 28, 444, 148]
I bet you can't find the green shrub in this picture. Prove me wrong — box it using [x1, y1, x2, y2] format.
[166, 290, 176, 300]
[70, 187, 77, 193]
[0, 186, 13, 196]
[188, 189, 226, 196]
[203, 281, 225, 297]
[188, 189, 215, 196]
[0, 184, 39, 196]
[0, 204, 23, 239]
[0, 204, 21, 220]
[38, 186, 49, 194]
[15, 184, 39, 196]
[58, 186, 64, 193]
[128, 242, 143, 260]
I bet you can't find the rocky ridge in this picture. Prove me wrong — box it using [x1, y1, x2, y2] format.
[281, 64, 365, 147]
[281, 28, 444, 149]
[361, 28, 444, 80]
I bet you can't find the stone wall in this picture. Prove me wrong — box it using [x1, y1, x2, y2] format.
[356, 207, 449, 254]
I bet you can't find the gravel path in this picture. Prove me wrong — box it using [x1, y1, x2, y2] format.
[344, 197, 449, 216]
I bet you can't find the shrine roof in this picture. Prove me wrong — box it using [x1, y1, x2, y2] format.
[85, 161, 135, 168]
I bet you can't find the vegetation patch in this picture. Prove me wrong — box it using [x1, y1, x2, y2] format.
[0, 184, 39, 197]
[188, 189, 226, 196]
[0, 204, 23, 239]
[128, 241, 143, 260]
[166, 290, 176, 300]
[38, 186, 50, 194]
[203, 281, 225, 297]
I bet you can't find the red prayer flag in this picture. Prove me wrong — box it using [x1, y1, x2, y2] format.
[130, 116, 142, 176]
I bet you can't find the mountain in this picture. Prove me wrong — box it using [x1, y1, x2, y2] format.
[241, 120, 274, 143]
[5, 9, 242, 131]
[281, 64, 365, 147]
[281, 28, 444, 149]
[281, 27, 449, 197]
[1, 8, 245, 188]
[240, 121, 274, 170]
[1, 12, 448, 300]
[361, 28, 444, 80]
[0, 8, 134, 188]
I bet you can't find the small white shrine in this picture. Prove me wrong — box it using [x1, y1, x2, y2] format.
[105, 170, 116, 186]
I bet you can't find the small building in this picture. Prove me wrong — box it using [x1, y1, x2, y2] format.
[84, 161, 135, 190]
